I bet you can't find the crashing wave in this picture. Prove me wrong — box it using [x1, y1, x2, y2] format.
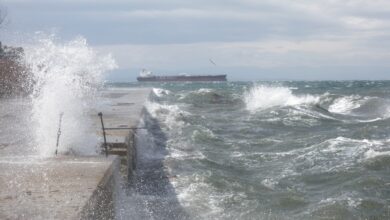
[244, 85, 319, 111]
[24, 35, 117, 156]
[152, 88, 171, 97]
[328, 95, 364, 114]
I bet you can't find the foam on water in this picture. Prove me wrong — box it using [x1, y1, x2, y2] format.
[328, 95, 363, 114]
[145, 100, 190, 131]
[327, 95, 390, 121]
[364, 148, 390, 159]
[23, 36, 117, 157]
[196, 88, 214, 94]
[152, 88, 171, 97]
[244, 85, 319, 111]
[261, 178, 277, 190]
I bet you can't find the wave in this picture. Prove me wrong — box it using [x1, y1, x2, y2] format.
[328, 95, 363, 114]
[328, 95, 390, 121]
[145, 101, 190, 131]
[364, 148, 390, 159]
[195, 88, 214, 94]
[152, 88, 171, 98]
[179, 88, 240, 106]
[244, 85, 319, 112]
[232, 136, 390, 179]
[24, 35, 117, 157]
[244, 85, 390, 123]
[291, 137, 390, 174]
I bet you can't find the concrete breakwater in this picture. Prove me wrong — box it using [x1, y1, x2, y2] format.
[0, 88, 152, 219]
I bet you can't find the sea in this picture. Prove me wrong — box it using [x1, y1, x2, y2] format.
[1, 36, 390, 219]
[113, 81, 390, 220]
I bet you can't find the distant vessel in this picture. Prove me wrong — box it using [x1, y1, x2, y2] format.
[137, 69, 227, 82]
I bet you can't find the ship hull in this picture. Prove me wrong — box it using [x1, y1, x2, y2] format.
[137, 75, 227, 82]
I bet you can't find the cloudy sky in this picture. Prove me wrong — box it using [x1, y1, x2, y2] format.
[2, 0, 390, 81]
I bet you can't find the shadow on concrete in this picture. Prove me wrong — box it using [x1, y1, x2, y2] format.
[129, 110, 190, 220]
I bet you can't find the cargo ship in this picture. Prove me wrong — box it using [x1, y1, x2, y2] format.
[137, 69, 227, 82]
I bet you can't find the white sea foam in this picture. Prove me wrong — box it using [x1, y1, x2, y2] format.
[24, 36, 117, 157]
[152, 88, 171, 97]
[176, 175, 232, 219]
[364, 148, 390, 159]
[244, 85, 319, 112]
[167, 148, 206, 161]
[196, 88, 214, 94]
[318, 193, 362, 208]
[292, 137, 390, 173]
[191, 127, 217, 141]
[145, 100, 193, 133]
[261, 178, 277, 190]
[328, 95, 363, 114]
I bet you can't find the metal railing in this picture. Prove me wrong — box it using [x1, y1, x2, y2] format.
[97, 112, 145, 157]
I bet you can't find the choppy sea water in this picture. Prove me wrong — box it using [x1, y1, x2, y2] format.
[114, 81, 390, 220]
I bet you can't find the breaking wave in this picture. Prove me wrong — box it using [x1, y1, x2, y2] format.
[244, 85, 319, 111]
[24, 35, 117, 157]
[152, 88, 171, 97]
[328, 95, 390, 120]
[145, 101, 190, 131]
[328, 95, 364, 114]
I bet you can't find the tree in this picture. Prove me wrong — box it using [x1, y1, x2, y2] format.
[0, 6, 29, 97]
[0, 6, 7, 28]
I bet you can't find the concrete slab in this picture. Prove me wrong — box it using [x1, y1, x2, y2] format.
[0, 156, 118, 220]
[95, 88, 151, 143]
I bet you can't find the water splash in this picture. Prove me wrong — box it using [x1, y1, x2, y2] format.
[23, 36, 117, 157]
[328, 95, 363, 114]
[244, 85, 319, 111]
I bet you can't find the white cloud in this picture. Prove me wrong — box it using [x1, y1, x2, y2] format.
[4, 0, 390, 79]
[96, 34, 390, 71]
[84, 8, 275, 21]
[342, 16, 387, 30]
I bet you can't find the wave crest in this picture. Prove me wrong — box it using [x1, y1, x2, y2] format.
[328, 95, 364, 114]
[244, 85, 319, 111]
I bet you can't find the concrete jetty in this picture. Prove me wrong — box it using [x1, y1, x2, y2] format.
[0, 88, 152, 219]
[96, 88, 152, 178]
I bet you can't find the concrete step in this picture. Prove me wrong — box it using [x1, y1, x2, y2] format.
[111, 143, 127, 149]
[108, 148, 127, 156]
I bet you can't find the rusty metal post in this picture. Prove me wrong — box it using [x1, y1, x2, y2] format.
[55, 112, 64, 156]
[98, 112, 108, 157]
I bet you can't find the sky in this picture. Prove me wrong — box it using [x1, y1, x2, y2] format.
[1, 0, 390, 81]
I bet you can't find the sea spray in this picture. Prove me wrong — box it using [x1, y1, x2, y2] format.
[328, 95, 363, 114]
[244, 85, 319, 111]
[23, 36, 117, 157]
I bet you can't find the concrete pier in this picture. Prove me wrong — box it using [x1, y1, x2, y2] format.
[95, 88, 152, 178]
[0, 88, 152, 219]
